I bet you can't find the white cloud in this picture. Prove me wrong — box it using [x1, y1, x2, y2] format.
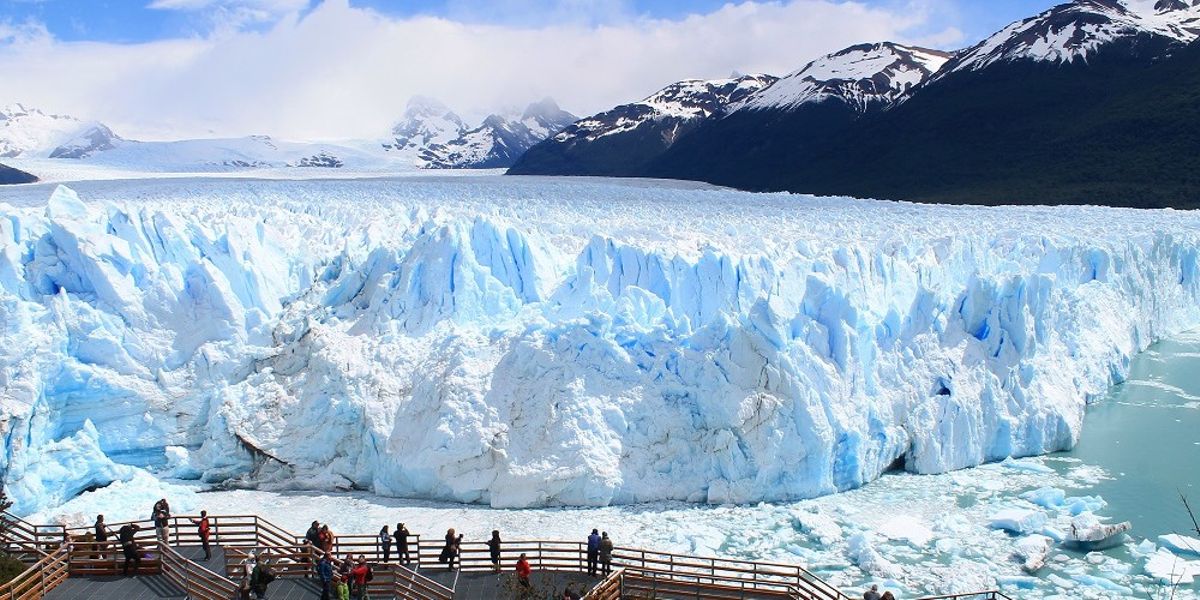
[0, 0, 964, 141]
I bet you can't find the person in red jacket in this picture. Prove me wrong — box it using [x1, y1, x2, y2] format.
[350, 555, 371, 600]
[189, 510, 212, 560]
[515, 553, 532, 589]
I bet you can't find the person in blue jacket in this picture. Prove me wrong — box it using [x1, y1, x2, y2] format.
[586, 529, 601, 576]
[317, 554, 335, 600]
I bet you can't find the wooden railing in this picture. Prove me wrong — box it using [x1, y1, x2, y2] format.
[161, 544, 238, 600]
[0, 544, 70, 600]
[0, 510, 1020, 600]
[612, 545, 846, 600]
[2, 512, 65, 561]
[917, 592, 1014, 600]
[394, 563, 454, 600]
[582, 567, 624, 600]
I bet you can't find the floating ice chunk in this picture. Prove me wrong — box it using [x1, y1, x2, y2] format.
[1063, 495, 1106, 515]
[877, 515, 934, 546]
[1158, 533, 1200, 557]
[1065, 512, 1131, 549]
[1000, 457, 1054, 474]
[1019, 486, 1065, 509]
[846, 533, 900, 578]
[995, 575, 1038, 590]
[1131, 539, 1158, 558]
[1071, 573, 1132, 594]
[1144, 548, 1200, 585]
[1041, 526, 1065, 542]
[1013, 534, 1053, 572]
[988, 508, 1047, 534]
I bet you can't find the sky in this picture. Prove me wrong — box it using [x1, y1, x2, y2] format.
[0, 0, 1061, 140]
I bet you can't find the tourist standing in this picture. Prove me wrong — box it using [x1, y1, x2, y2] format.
[440, 529, 462, 571]
[306, 521, 322, 548]
[190, 510, 212, 560]
[487, 530, 502, 573]
[599, 532, 614, 576]
[334, 574, 350, 600]
[863, 584, 882, 600]
[320, 525, 335, 554]
[154, 508, 169, 544]
[394, 523, 410, 564]
[378, 525, 391, 562]
[516, 553, 532, 589]
[118, 523, 141, 575]
[317, 554, 334, 600]
[93, 515, 108, 560]
[250, 558, 276, 599]
[586, 529, 601, 576]
[350, 556, 371, 600]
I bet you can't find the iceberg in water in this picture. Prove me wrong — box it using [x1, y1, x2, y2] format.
[2, 180, 1200, 514]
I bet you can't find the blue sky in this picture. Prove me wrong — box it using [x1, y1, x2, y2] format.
[0, 0, 1065, 139]
[4, 0, 1059, 47]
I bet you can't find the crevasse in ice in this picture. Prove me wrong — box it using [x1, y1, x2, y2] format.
[2, 181, 1199, 514]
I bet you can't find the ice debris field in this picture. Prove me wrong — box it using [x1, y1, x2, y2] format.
[2, 176, 1200, 515]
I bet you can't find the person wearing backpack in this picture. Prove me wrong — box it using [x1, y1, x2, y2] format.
[250, 558, 276, 599]
[190, 510, 212, 560]
[350, 555, 371, 600]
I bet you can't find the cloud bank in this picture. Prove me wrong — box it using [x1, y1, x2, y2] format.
[0, 0, 963, 140]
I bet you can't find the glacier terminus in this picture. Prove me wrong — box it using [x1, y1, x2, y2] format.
[1, 176, 1198, 516]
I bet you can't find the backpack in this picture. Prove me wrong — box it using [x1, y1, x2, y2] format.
[365, 565, 374, 582]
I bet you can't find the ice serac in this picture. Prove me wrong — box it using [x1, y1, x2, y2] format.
[2, 181, 1200, 514]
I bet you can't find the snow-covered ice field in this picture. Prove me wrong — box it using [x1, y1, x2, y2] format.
[3, 174, 1200, 596]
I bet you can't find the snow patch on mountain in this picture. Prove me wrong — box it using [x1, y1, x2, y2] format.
[943, 0, 1200, 75]
[2, 177, 1199, 515]
[739, 43, 951, 113]
[421, 99, 576, 169]
[552, 74, 777, 144]
[381, 96, 468, 160]
[0, 104, 119, 159]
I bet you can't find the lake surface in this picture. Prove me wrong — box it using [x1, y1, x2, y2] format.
[1059, 329, 1200, 540]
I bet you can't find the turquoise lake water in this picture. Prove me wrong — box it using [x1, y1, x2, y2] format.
[1057, 329, 1200, 541]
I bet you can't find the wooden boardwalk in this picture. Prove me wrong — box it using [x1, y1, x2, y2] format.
[421, 568, 599, 600]
[43, 573, 187, 600]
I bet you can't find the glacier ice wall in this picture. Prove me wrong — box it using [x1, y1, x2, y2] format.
[2, 179, 1199, 514]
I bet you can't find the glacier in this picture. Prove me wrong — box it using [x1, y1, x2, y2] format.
[1, 175, 1199, 515]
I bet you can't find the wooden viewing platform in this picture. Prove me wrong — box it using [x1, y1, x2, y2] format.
[0, 511, 1014, 600]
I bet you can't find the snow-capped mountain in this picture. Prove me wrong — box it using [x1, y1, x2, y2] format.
[550, 74, 776, 146]
[525, 0, 1200, 208]
[508, 74, 776, 176]
[381, 96, 467, 157]
[420, 98, 576, 169]
[940, 0, 1200, 75]
[0, 103, 119, 159]
[738, 43, 951, 113]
